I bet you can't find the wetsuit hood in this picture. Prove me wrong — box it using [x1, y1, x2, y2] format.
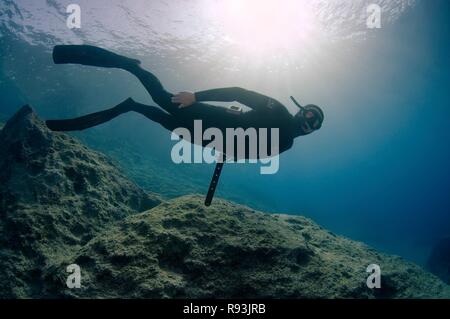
[290, 96, 324, 135]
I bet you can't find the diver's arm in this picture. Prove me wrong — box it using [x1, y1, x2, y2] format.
[172, 87, 281, 111]
[195, 87, 274, 111]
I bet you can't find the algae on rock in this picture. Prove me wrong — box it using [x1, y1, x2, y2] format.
[0, 105, 161, 298]
[48, 195, 450, 299]
[1, 106, 448, 299]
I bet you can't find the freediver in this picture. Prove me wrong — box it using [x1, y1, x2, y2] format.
[46, 45, 323, 153]
[45, 45, 324, 205]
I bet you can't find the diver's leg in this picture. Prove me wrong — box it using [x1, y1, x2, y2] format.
[52, 45, 180, 115]
[125, 65, 181, 115]
[46, 98, 135, 131]
[46, 98, 177, 132]
[126, 65, 233, 122]
[129, 100, 179, 131]
[52, 45, 221, 120]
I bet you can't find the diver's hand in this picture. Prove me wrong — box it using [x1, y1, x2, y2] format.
[171, 92, 196, 108]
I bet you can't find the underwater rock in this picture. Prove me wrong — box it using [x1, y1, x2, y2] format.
[0, 106, 448, 299]
[427, 237, 450, 284]
[46, 195, 449, 299]
[0, 105, 161, 298]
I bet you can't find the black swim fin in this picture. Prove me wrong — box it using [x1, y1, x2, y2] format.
[46, 98, 135, 131]
[52, 45, 141, 69]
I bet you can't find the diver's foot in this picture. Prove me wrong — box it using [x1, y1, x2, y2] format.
[121, 57, 141, 71]
[129, 58, 141, 66]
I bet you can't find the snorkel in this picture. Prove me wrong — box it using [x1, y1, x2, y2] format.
[291, 96, 311, 135]
[291, 96, 324, 134]
[290, 96, 305, 111]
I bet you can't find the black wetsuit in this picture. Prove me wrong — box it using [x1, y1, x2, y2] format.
[46, 45, 303, 159]
[193, 87, 298, 156]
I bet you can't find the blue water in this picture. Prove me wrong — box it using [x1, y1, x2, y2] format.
[1, 0, 449, 266]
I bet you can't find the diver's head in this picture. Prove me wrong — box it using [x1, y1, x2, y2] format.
[290, 96, 324, 136]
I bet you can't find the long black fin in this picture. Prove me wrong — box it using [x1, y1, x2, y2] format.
[53, 45, 140, 69]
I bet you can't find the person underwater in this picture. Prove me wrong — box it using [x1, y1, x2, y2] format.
[46, 45, 324, 158]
